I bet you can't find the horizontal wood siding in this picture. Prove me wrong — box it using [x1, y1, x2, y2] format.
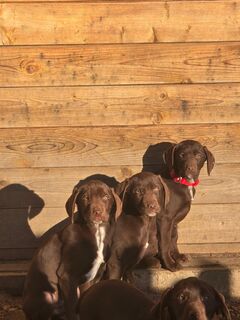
[0, 0, 239, 259]
[0, 164, 239, 208]
[0, 124, 238, 168]
[0, 204, 239, 247]
[0, 84, 239, 127]
[1, 43, 240, 87]
[1, 2, 240, 45]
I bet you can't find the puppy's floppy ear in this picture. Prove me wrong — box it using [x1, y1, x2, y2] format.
[151, 288, 172, 320]
[115, 178, 130, 199]
[158, 175, 170, 209]
[163, 144, 177, 172]
[110, 188, 122, 220]
[65, 186, 81, 223]
[212, 289, 231, 320]
[203, 146, 215, 176]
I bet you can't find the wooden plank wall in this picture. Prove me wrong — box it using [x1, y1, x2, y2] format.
[0, 0, 240, 260]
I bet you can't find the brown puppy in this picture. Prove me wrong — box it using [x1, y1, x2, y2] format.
[160, 140, 215, 269]
[115, 174, 191, 271]
[104, 172, 169, 279]
[164, 140, 215, 199]
[156, 277, 231, 320]
[23, 180, 121, 320]
[77, 278, 230, 320]
[77, 279, 155, 320]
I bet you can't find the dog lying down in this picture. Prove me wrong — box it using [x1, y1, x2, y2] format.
[77, 277, 231, 320]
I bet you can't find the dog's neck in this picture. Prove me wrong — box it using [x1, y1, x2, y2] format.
[170, 169, 200, 187]
[169, 169, 199, 200]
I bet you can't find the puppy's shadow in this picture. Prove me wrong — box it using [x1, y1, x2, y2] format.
[142, 142, 172, 178]
[198, 258, 231, 298]
[74, 174, 119, 189]
[0, 183, 44, 259]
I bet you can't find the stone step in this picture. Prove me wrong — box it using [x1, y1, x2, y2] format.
[132, 253, 240, 299]
[0, 254, 239, 298]
[0, 261, 28, 295]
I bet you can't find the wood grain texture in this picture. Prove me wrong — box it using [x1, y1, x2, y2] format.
[179, 204, 240, 244]
[0, 204, 239, 250]
[0, 163, 239, 208]
[179, 243, 240, 254]
[1, 2, 240, 45]
[0, 0, 230, 2]
[0, 84, 240, 128]
[0, 124, 238, 168]
[1, 42, 240, 87]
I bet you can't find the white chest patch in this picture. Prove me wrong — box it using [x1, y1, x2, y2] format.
[85, 224, 106, 282]
[188, 185, 194, 201]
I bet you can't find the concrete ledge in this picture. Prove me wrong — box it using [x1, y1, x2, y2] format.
[0, 261, 28, 295]
[132, 254, 240, 299]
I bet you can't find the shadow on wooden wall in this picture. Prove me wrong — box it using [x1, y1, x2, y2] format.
[142, 141, 172, 177]
[73, 174, 119, 189]
[0, 184, 44, 259]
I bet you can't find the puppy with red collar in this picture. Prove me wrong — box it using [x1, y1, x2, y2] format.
[163, 140, 215, 200]
[139, 140, 215, 271]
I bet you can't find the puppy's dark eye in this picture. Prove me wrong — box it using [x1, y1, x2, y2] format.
[102, 194, 110, 201]
[201, 295, 209, 302]
[134, 189, 141, 194]
[179, 152, 185, 159]
[82, 194, 89, 201]
[178, 293, 188, 303]
[194, 152, 202, 159]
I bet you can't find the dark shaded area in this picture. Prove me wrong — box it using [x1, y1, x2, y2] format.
[142, 142, 172, 178]
[197, 259, 240, 318]
[199, 263, 231, 298]
[72, 174, 119, 189]
[40, 217, 69, 244]
[0, 184, 44, 219]
[0, 184, 45, 261]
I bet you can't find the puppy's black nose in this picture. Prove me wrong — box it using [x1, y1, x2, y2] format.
[189, 312, 198, 320]
[146, 203, 156, 209]
[93, 208, 102, 216]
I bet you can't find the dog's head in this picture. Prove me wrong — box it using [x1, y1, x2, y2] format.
[65, 180, 122, 224]
[153, 277, 231, 320]
[116, 172, 169, 217]
[164, 140, 215, 181]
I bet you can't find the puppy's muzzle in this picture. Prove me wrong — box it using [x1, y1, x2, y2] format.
[145, 202, 159, 217]
[92, 208, 105, 223]
[184, 162, 199, 180]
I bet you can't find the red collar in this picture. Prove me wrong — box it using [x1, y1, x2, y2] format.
[170, 170, 200, 187]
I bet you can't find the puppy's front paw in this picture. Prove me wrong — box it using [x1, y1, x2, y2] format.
[172, 252, 189, 264]
[162, 258, 181, 272]
[178, 253, 188, 263]
[137, 256, 161, 269]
